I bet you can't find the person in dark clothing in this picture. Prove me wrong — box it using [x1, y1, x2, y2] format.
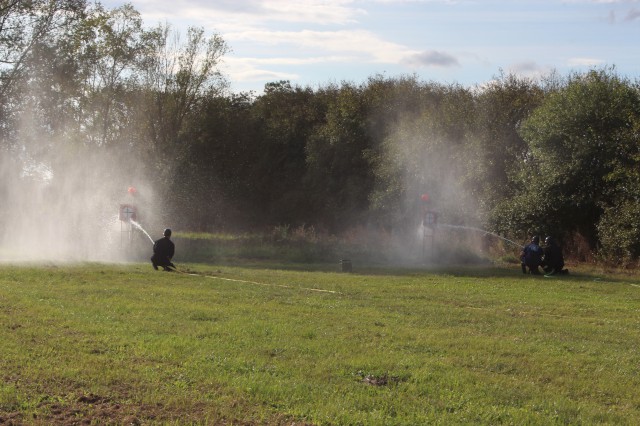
[541, 236, 568, 276]
[151, 228, 175, 271]
[521, 235, 544, 275]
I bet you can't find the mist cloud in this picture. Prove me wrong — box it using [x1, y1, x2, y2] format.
[0, 148, 161, 262]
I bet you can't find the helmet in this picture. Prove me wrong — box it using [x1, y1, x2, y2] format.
[163, 228, 172, 237]
[531, 235, 539, 244]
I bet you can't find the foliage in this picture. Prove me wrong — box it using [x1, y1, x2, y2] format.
[466, 72, 544, 217]
[0, 0, 86, 99]
[2, 2, 640, 263]
[248, 81, 323, 226]
[0, 0, 86, 155]
[74, 3, 147, 146]
[171, 92, 259, 230]
[304, 81, 376, 229]
[501, 69, 640, 255]
[597, 200, 640, 264]
[369, 79, 476, 230]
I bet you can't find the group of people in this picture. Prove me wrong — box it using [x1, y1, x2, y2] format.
[521, 235, 569, 276]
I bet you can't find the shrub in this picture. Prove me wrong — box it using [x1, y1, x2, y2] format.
[597, 201, 640, 264]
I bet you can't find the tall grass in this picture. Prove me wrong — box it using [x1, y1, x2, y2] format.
[1, 263, 639, 424]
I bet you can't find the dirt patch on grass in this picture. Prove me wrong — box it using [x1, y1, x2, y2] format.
[0, 392, 313, 425]
[0, 374, 314, 425]
[1, 393, 168, 425]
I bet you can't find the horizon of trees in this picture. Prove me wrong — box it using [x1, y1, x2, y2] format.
[2, 2, 639, 264]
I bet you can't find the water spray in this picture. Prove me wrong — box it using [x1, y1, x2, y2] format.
[118, 187, 140, 247]
[130, 220, 154, 245]
[118, 186, 155, 246]
[420, 193, 437, 261]
[438, 224, 523, 248]
[416, 192, 524, 264]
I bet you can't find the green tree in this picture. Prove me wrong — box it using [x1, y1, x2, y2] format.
[3, 2, 154, 200]
[248, 81, 324, 226]
[368, 79, 475, 230]
[304, 81, 376, 230]
[0, 0, 86, 99]
[466, 72, 544, 220]
[72, 3, 147, 146]
[173, 92, 260, 230]
[500, 68, 640, 256]
[0, 0, 86, 150]
[134, 23, 228, 223]
[139, 24, 228, 153]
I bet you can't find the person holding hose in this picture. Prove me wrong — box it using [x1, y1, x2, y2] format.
[151, 228, 175, 271]
[541, 236, 568, 276]
[521, 235, 544, 275]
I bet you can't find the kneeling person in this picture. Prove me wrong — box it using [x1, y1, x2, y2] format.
[541, 236, 568, 276]
[151, 228, 175, 271]
[521, 235, 544, 275]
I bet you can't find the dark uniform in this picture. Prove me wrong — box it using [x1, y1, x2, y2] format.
[151, 229, 175, 271]
[541, 236, 567, 275]
[521, 236, 543, 275]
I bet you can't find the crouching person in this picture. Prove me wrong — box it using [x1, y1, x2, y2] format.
[521, 235, 544, 275]
[151, 228, 176, 271]
[541, 236, 568, 276]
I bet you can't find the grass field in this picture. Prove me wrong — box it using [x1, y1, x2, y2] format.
[1, 261, 639, 424]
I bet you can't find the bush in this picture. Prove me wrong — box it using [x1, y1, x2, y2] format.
[597, 201, 640, 264]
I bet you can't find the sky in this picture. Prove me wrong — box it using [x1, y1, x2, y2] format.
[100, 0, 640, 94]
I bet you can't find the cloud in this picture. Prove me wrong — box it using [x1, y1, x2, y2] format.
[125, 1, 419, 87]
[402, 50, 460, 68]
[226, 29, 411, 63]
[509, 61, 542, 73]
[133, 0, 365, 26]
[506, 61, 554, 79]
[602, 5, 640, 23]
[567, 57, 605, 66]
[229, 56, 356, 66]
[371, 0, 470, 3]
[222, 57, 301, 83]
[231, 68, 300, 83]
[624, 7, 640, 20]
[186, 0, 266, 13]
[259, 0, 366, 25]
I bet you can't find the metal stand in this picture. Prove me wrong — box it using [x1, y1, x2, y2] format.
[422, 210, 437, 263]
[422, 226, 435, 262]
[119, 204, 137, 247]
[120, 220, 134, 247]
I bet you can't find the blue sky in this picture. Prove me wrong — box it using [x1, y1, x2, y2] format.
[100, 0, 640, 93]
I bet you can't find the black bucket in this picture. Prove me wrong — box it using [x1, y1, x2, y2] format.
[340, 259, 352, 272]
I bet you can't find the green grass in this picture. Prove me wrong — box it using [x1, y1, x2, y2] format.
[1, 262, 639, 424]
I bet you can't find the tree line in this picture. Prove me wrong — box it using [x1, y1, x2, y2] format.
[2, 2, 639, 263]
